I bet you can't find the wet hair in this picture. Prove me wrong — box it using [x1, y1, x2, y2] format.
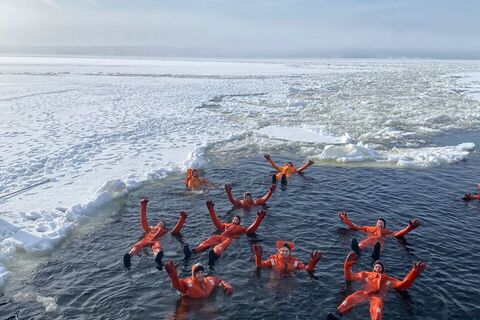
[281, 243, 292, 251]
[193, 263, 205, 274]
[373, 260, 384, 273]
[378, 218, 386, 227]
[287, 162, 294, 166]
[233, 215, 241, 224]
[192, 169, 198, 173]
[160, 220, 167, 228]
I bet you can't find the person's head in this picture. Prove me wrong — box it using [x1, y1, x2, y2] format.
[284, 161, 294, 167]
[372, 261, 384, 273]
[192, 169, 199, 178]
[278, 243, 292, 258]
[243, 192, 253, 202]
[192, 263, 205, 281]
[376, 218, 386, 228]
[159, 220, 166, 228]
[232, 215, 241, 225]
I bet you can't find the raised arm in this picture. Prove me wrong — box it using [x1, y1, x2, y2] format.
[252, 244, 273, 268]
[254, 184, 276, 205]
[393, 219, 420, 238]
[206, 200, 225, 230]
[170, 211, 187, 235]
[164, 260, 188, 294]
[217, 279, 234, 296]
[338, 211, 365, 231]
[296, 159, 315, 173]
[245, 209, 267, 234]
[305, 250, 322, 271]
[264, 154, 283, 171]
[391, 261, 427, 291]
[140, 198, 150, 232]
[224, 184, 244, 207]
[344, 252, 364, 282]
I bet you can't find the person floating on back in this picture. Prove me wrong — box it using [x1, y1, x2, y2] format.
[252, 241, 321, 273]
[184, 200, 267, 267]
[224, 183, 276, 208]
[184, 168, 215, 191]
[326, 252, 426, 320]
[463, 183, 480, 200]
[164, 261, 233, 298]
[123, 198, 188, 270]
[338, 211, 420, 261]
[264, 153, 314, 185]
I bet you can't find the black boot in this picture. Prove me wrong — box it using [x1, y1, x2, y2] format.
[208, 250, 219, 267]
[351, 238, 360, 257]
[183, 245, 192, 260]
[123, 253, 131, 269]
[371, 242, 381, 261]
[281, 174, 287, 185]
[155, 251, 164, 270]
[326, 313, 340, 320]
[272, 174, 277, 184]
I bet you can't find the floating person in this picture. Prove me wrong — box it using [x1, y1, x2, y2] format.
[164, 261, 233, 298]
[224, 183, 276, 208]
[123, 198, 189, 270]
[252, 241, 321, 273]
[184, 200, 267, 267]
[463, 184, 480, 200]
[264, 153, 315, 185]
[184, 168, 215, 191]
[326, 252, 426, 320]
[338, 211, 420, 261]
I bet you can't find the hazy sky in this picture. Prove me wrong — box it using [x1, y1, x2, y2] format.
[0, 0, 479, 58]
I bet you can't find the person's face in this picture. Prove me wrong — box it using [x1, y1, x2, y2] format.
[285, 162, 294, 167]
[279, 247, 291, 258]
[159, 221, 166, 228]
[232, 217, 240, 225]
[376, 220, 385, 228]
[192, 170, 199, 178]
[373, 263, 383, 273]
[244, 194, 253, 202]
[195, 271, 205, 281]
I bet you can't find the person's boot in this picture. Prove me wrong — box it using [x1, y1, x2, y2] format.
[272, 174, 277, 184]
[326, 312, 340, 320]
[371, 242, 381, 261]
[155, 251, 164, 270]
[123, 253, 131, 269]
[208, 249, 219, 267]
[351, 238, 360, 257]
[280, 174, 287, 185]
[183, 245, 192, 260]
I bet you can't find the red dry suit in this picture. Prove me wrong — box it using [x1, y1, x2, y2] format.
[339, 212, 419, 249]
[193, 201, 266, 256]
[225, 184, 275, 208]
[336, 253, 426, 320]
[128, 198, 186, 257]
[253, 241, 321, 272]
[265, 155, 314, 181]
[165, 261, 233, 299]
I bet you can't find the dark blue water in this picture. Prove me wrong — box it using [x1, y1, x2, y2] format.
[2, 132, 480, 320]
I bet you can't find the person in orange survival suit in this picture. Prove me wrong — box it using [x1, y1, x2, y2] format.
[326, 252, 426, 320]
[164, 261, 233, 298]
[463, 183, 480, 200]
[338, 211, 420, 261]
[252, 241, 321, 273]
[184, 168, 215, 191]
[264, 153, 315, 185]
[123, 198, 189, 270]
[224, 183, 276, 208]
[184, 200, 267, 267]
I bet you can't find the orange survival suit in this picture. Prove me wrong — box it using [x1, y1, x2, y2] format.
[184, 168, 210, 190]
[252, 241, 321, 273]
[124, 198, 187, 268]
[164, 261, 233, 298]
[339, 211, 420, 249]
[224, 183, 276, 208]
[192, 200, 266, 257]
[264, 154, 314, 181]
[333, 252, 426, 320]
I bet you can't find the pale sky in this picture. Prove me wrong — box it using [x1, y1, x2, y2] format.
[0, 0, 479, 58]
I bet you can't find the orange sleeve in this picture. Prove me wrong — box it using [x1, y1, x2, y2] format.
[207, 204, 225, 230]
[168, 274, 188, 294]
[393, 224, 415, 238]
[339, 215, 364, 231]
[296, 161, 313, 173]
[170, 212, 187, 235]
[140, 199, 150, 232]
[245, 214, 265, 234]
[225, 186, 243, 207]
[267, 158, 283, 171]
[344, 258, 364, 282]
[392, 268, 421, 291]
[254, 184, 275, 205]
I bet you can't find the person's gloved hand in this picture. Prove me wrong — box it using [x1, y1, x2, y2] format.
[257, 209, 267, 219]
[409, 219, 420, 229]
[164, 260, 177, 275]
[252, 244, 263, 256]
[224, 184, 232, 192]
[264, 154, 271, 160]
[206, 200, 215, 209]
[413, 261, 426, 274]
[308, 159, 315, 165]
[345, 252, 358, 266]
[180, 211, 187, 218]
[310, 250, 322, 262]
[338, 211, 348, 222]
[222, 282, 233, 296]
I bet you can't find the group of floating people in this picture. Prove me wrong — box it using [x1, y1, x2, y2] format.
[123, 154, 427, 319]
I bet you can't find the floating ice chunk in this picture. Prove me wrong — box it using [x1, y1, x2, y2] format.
[13, 291, 58, 312]
[257, 126, 348, 144]
[320, 142, 385, 162]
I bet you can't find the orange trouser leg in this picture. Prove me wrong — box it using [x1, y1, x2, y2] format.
[129, 238, 149, 256]
[213, 237, 233, 256]
[337, 291, 369, 315]
[151, 241, 163, 256]
[369, 296, 384, 320]
[194, 235, 224, 253]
